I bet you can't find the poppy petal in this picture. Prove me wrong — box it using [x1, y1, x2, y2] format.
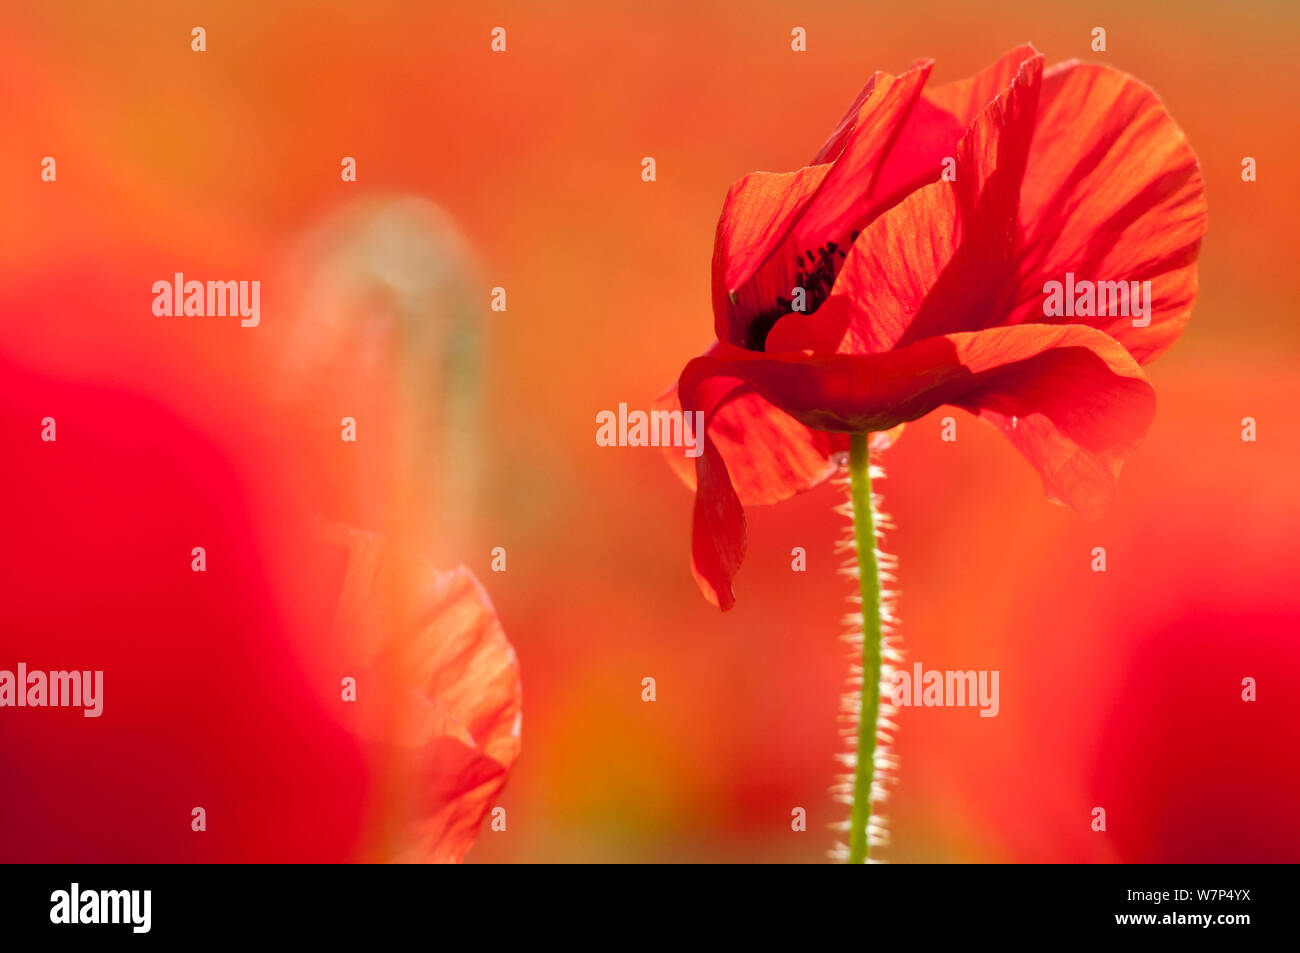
[953, 344, 1155, 518]
[333, 530, 521, 861]
[923, 43, 1040, 132]
[710, 164, 833, 346]
[714, 63, 934, 348]
[678, 324, 1154, 605]
[1007, 61, 1209, 363]
[688, 433, 747, 611]
[766, 52, 1045, 355]
[654, 348, 847, 506]
[820, 44, 1040, 252]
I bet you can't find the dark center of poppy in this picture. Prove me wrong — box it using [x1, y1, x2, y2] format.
[742, 231, 859, 351]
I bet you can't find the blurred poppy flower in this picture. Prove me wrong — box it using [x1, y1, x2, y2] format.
[661, 44, 1208, 608]
[0, 189, 519, 864]
[326, 526, 522, 863]
[0, 351, 520, 863]
[281, 198, 520, 863]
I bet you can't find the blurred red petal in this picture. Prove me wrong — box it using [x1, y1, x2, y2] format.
[332, 529, 521, 862]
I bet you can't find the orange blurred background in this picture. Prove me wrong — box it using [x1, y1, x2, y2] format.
[2, 0, 1297, 862]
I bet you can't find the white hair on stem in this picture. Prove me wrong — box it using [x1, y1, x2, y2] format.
[828, 458, 901, 863]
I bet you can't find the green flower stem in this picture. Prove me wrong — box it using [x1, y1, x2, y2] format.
[847, 431, 884, 864]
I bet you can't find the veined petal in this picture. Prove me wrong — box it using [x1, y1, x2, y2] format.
[767, 51, 1045, 355]
[710, 164, 833, 345]
[954, 344, 1155, 518]
[1007, 61, 1208, 363]
[923, 43, 1040, 133]
[714, 63, 935, 349]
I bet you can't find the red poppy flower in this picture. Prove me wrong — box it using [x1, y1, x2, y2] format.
[660, 44, 1208, 609]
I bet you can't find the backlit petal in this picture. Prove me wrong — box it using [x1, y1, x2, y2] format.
[1007, 61, 1209, 363]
